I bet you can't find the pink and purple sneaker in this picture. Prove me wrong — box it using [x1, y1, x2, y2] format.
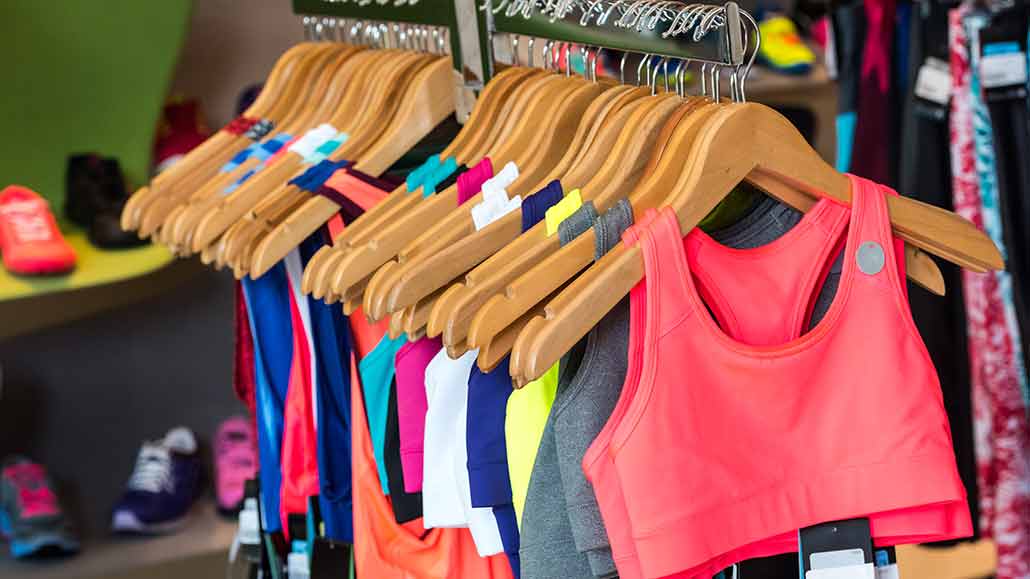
[214, 417, 257, 515]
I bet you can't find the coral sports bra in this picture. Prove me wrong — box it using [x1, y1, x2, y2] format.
[583, 195, 850, 579]
[601, 175, 971, 578]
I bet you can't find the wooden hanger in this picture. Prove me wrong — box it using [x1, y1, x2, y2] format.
[365, 75, 602, 321]
[226, 50, 444, 276]
[188, 49, 426, 254]
[323, 67, 565, 309]
[222, 53, 439, 278]
[468, 97, 705, 355]
[169, 49, 388, 253]
[248, 55, 457, 278]
[477, 86, 949, 369]
[131, 44, 346, 236]
[133, 44, 350, 239]
[513, 102, 1004, 381]
[122, 43, 324, 234]
[430, 91, 684, 347]
[156, 46, 368, 246]
[121, 42, 320, 232]
[298, 65, 540, 299]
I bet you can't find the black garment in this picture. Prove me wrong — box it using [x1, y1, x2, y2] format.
[899, 0, 980, 539]
[384, 377, 423, 524]
[981, 12, 1030, 376]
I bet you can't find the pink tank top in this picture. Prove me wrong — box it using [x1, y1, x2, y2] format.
[599, 175, 971, 578]
[394, 336, 444, 493]
[583, 196, 849, 578]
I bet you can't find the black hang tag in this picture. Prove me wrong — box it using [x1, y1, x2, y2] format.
[799, 518, 874, 572]
[288, 513, 308, 542]
[310, 538, 353, 579]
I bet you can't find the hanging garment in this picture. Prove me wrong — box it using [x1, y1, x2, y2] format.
[898, 0, 980, 538]
[831, 1, 866, 172]
[309, 257, 356, 542]
[384, 376, 425, 524]
[422, 348, 506, 556]
[358, 334, 408, 495]
[350, 355, 514, 579]
[240, 262, 294, 534]
[464, 179, 567, 579]
[233, 281, 257, 419]
[949, 9, 1030, 579]
[850, 0, 898, 185]
[279, 247, 321, 536]
[979, 15, 1030, 383]
[521, 195, 849, 579]
[394, 337, 443, 494]
[603, 177, 971, 579]
[506, 362, 560, 529]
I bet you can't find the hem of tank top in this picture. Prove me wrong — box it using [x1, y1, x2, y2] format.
[623, 450, 971, 576]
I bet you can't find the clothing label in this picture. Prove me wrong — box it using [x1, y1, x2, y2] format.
[811, 548, 866, 569]
[914, 57, 952, 105]
[980, 44, 1027, 89]
[806, 563, 875, 579]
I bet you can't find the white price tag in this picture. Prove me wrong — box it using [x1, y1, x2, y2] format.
[914, 57, 952, 105]
[981, 51, 1028, 89]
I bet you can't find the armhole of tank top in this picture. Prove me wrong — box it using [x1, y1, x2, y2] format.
[609, 211, 681, 456]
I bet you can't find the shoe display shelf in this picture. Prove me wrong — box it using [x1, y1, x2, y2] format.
[0, 234, 199, 341]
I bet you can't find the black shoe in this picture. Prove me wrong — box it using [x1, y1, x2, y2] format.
[65, 154, 146, 248]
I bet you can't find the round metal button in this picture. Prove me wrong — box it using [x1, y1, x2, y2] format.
[856, 241, 885, 275]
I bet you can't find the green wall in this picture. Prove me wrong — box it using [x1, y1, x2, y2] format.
[0, 1, 192, 206]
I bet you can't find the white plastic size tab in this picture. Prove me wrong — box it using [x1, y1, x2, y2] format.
[914, 57, 952, 105]
[812, 548, 866, 569]
[980, 50, 1027, 89]
[480, 161, 519, 200]
[472, 194, 522, 230]
[806, 563, 875, 579]
[288, 124, 338, 159]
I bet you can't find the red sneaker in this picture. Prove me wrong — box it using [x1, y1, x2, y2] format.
[0, 186, 76, 275]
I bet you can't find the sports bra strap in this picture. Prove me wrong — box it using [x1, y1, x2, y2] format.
[640, 207, 699, 337]
[845, 174, 906, 295]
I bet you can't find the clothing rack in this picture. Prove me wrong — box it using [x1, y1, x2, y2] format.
[271, 4, 896, 577]
[291, 0, 757, 116]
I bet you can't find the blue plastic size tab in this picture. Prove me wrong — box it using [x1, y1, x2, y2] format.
[405, 155, 440, 193]
[421, 156, 458, 197]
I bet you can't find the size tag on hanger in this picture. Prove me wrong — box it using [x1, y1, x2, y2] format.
[545, 189, 583, 236]
[980, 42, 1027, 89]
[422, 156, 459, 196]
[407, 155, 441, 193]
[914, 57, 952, 105]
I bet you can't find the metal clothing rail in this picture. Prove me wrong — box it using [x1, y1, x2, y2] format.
[481, 0, 749, 83]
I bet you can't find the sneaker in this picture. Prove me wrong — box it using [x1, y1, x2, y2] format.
[0, 186, 76, 276]
[65, 154, 146, 249]
[758, 15, 816, 75]
[111, 427, 203, 534]
[0, 457, 79, 559]
[214, 417, 257, 515]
